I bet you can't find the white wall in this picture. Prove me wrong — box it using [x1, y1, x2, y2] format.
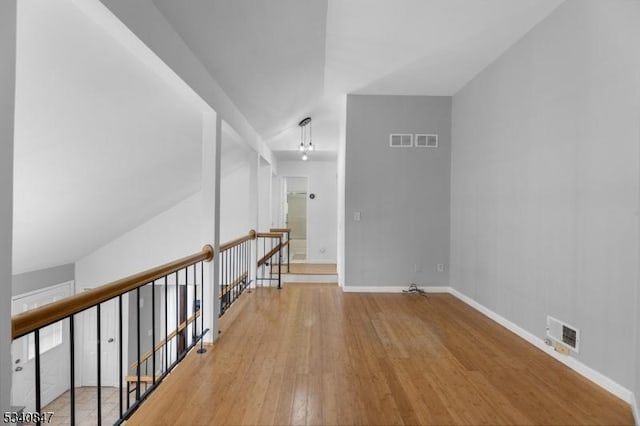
[345, 95, 451, 288]
[257, 158, 272, 232]
[337, 97, 347, 287]
[451, 0, 640, 394]
[75, 193, 202, 288]
[220, 162, 252, 243]
[274, 161, 338, 262]
[0, 0, 16, 414]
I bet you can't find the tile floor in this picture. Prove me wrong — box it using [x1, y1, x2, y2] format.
[27, 387, 123, 425]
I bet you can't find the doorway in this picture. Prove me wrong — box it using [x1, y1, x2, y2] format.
[11, 281, 73, 412]
[285, 177, 308, 262]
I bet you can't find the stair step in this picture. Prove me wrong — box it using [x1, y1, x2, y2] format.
[283, 273, 338, 283]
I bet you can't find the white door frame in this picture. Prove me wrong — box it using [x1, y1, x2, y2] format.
[11, 281, 73, 411]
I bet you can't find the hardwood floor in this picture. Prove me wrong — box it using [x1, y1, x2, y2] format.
[127, 284, 633, 425]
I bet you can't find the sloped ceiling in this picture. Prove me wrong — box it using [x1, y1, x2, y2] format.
[13, 0, 564, 273]
[13, 0, 205, 273]
[154, 0, 563, 156]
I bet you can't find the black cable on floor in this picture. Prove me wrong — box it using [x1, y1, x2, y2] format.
[402, 283, 428, 297]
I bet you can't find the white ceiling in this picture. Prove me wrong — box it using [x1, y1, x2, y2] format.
[13, 0, 205, 273]
[13, 0, 564, 273]
[154, 0, 563, 157]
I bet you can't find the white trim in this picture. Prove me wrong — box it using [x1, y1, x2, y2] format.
[632, 393, 639, 426]
[446, 287, 634, 405]
[339, 284, 636, 408]
[342, 285, 449, 293]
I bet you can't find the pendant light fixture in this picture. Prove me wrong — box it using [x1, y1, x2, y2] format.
[298, 117, 313, 160]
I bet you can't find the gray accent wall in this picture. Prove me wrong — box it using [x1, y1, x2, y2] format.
[450, 0, 640, 392]
[12, 264, 74, 296]
[0, 0, 16, 414]
[637, 274, 640, 419]
[345, 95, 451, 287]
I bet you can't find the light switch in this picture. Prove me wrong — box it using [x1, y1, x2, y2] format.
[353, 211, 361, 221]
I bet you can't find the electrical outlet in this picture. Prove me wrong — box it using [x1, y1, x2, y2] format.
[437, 264, 444, 272]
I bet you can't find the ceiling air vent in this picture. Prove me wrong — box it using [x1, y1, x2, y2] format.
[546, 316, 580, 352]
[390, 133, 413, 148]
[416, 134, 438, 148]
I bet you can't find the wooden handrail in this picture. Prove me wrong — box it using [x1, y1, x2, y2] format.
[220, 230, 256, 252]
[11, 245, 213, 340]
[256, 232, 283, 238]
[269, 228, 291, 234]
[130, 310, 201, 369]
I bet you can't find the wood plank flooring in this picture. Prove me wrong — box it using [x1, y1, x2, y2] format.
[127, 284, 633, 425]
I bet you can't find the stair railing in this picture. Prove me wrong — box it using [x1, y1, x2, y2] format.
[256, 232, 286, 289]
[269, 228, 290, 273]
[219, 230, 256, 316]
[10, 245, 213, 426]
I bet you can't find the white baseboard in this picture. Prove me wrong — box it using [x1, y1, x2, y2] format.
[340, 284, 635, 409]
[342, 285, 449, 293]
[446, 287, 633, 405]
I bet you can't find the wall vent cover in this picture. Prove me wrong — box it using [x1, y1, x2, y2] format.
[415, 134, 438, 148]
[546, 316, 580, 352]
[390, 133, 413, 147]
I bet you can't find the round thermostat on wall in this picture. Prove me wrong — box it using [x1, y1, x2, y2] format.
[309, 193, 315, 199]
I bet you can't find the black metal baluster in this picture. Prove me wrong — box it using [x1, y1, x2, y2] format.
[119, 295, 123, 420]
[34, 329, 41, 426]
[175, 271, 179, 362]
[198, 261, 206, 354]
[218, 252, 226, 316]
[136, 288, 141, 402]
[225, 250, 229, 314]
[242, 243, 246, 290]
[183, 268, 187, 350]
[278, 237, 282, 289]
[168, 275, 169, 374]
[70, 316, 75, 426]
[97, 304, 102, 426]
[192, 264, 196, 341]
[152, 280, 156, 385]
[226, 249, 229, 312]
[246, 240, 249, 290]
